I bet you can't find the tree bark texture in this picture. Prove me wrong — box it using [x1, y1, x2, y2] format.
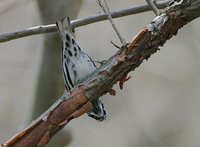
[2, 0, 200, 147]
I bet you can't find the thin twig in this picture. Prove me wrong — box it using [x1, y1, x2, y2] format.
[146, 0, 161, 15]
[0, 0, 170, 43]
[97, 0, 126, 45]
[2, 0, 200, 146]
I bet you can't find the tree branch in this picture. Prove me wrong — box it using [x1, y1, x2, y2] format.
[97, 0, 127, 45]
[2, 0, 200, 146]
[0, 0, 170, 43]
[146, 0, 161, 15]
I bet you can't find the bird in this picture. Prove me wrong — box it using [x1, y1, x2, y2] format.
[56, 17, 107, 121]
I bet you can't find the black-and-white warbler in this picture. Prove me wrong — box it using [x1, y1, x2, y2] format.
[56, 17, 107, 121]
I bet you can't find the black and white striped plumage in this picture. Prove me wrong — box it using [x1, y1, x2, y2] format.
[56, 17, 107, 121]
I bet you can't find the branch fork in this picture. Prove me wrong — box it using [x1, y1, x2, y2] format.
[2, 0, 200, 146]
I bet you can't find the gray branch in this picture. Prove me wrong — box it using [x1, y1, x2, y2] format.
[0, 0, 170, 43]
[2, 0, 200, 147]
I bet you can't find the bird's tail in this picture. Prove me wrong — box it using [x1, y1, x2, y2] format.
[56, 17, 74, 41]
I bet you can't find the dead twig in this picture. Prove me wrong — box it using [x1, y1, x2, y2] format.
[0, 0, 170, 43]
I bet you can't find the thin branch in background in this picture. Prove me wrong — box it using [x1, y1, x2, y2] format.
[97, 0, 126, 46]
[0, 0, 171, 43]
[2, 0, 200, 146]
[146, 0, 161, 15]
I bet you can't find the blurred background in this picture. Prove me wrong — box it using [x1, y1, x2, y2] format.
[0, 0, 200, 147]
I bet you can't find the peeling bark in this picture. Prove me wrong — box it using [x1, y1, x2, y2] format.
[2, 0, 200, 146]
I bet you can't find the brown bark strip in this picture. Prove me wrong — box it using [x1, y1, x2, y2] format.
[2, 0, 200, 146]
[2, 86, 90, 147]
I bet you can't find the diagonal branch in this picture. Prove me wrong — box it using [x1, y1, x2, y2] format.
[2, 0, 200, 147]
[0, 0, 170, 43]
[98, 0, 127, 45]
[146, 0, 161, 15]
